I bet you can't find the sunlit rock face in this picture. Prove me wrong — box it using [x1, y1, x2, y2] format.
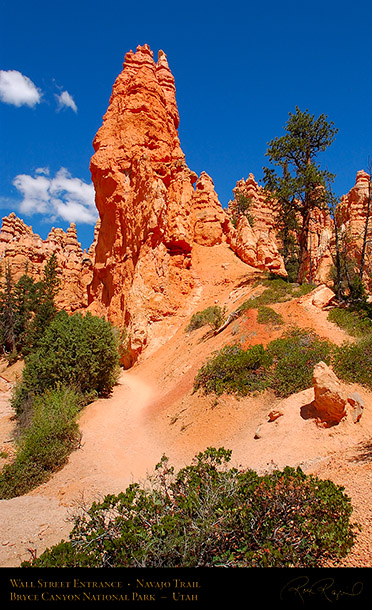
[87, 44, 235, 360]
[0, 212, 93, 312]
[226, 174, 287, 276]
[336, 170, 372, 290]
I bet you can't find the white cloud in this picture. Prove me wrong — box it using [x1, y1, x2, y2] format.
[55, 90, 78, 113]
[35, 167, 50, 175]
[0, 70, 42, 107]
[13, 168, 97, 225]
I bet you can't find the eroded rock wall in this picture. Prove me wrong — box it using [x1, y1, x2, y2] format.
[0, 213, 93, 312]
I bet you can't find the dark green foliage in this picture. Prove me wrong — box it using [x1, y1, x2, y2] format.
[25, 253, 60, 352]
[12, 311, 119, 418]
[333, 336, 372, 390]
[23, 447, 356, 568]
[0, 264, 17, 355]
[328, 307, 372, 338]
[186, 305, 226, 332]
[0, 386, 83, 498]
[194, 344, 271, 396]
[0, 254, 61, 359]
[257, 306, 284, 326]
[230, 193, 254, 228]
[194, 329, 332, 398]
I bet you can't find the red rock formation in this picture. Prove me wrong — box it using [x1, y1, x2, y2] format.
[226, 174, 287, 276]
[87, 45, 238, 360]
[0, 212, 93, 312]
[192, 172, 230, 246]
[336, 170, 372, 289]
[300, 205, 334, 285]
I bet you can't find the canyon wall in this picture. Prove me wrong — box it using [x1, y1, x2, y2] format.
[0, 213, 94, 312]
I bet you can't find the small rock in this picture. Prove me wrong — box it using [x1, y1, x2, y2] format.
[313, 361, 347, 425]
[268, 410, 283, 422]
[254, 425, 262, 439]
[311, 286, 336, 308]
[348, 392, 364, 423]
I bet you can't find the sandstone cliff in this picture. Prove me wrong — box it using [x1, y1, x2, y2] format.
[0, 213, 93, 312]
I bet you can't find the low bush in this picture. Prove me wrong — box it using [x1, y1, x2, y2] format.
[239, 278, 315, 312]
[186, 306, 226, 332]
[194, 329, 332, 398]
[0, 386, 84, 498]
[22, 448, 356, 568]
[194, 343, 271, 396]
[328, 307, 372, 338]
[12, 310, 120, 419]
[257, 306, 284, 326]
[266, 328, 332, 397]
[333, 335, 372, 391]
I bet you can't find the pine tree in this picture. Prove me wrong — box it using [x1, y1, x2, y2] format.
[26, 253, 61, 352]
[0, 264, 16, 355]
[263, 107, 338, 282]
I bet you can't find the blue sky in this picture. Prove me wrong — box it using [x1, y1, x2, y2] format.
[1, 0, 371, 251]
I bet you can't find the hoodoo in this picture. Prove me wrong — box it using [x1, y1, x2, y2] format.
[86, 45, 287, 361]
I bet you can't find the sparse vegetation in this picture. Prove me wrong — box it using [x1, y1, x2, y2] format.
[333, 335, 372, 391]
[230, 192, 254, 229]
[194, 328, 332, 398]
[239, 277, 315, 313]
[186, 305, 226, 332]
[257, 306, 284, 326]
[0, 386, 84, 499]
[266, 328, 332, 397]
[22, 447, 356, 568]
[328, 306, 372, 337]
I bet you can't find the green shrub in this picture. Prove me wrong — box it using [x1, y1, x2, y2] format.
[266, 328, 332, 397]
[186, 306, 226, 332]
[333, 335, 372, 390]
[328, 307, 372, 337]
[239, 278, 316, 312]
[0, 386, 83, 498]
[22, 448, 356, 568]
[257, 306, 284, 326]
[194, 329, 332, 398]
[194, 343, 271, 396]
[12, 310, 120, 418]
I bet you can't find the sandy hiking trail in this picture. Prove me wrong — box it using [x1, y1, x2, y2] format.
[0, 370, 165, 567]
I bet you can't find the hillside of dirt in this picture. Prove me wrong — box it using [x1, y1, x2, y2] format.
[0, 242, 371, 568]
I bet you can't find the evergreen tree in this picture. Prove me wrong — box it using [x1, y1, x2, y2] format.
[0, 264, 16, 355]
[26, 253, 61, 352]
[13, 274, 38, 352]
[263, 107, 338, 282]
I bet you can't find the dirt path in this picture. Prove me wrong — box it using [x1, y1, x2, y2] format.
[0, 370, 164, 567]
[0, 275, 371, 568]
